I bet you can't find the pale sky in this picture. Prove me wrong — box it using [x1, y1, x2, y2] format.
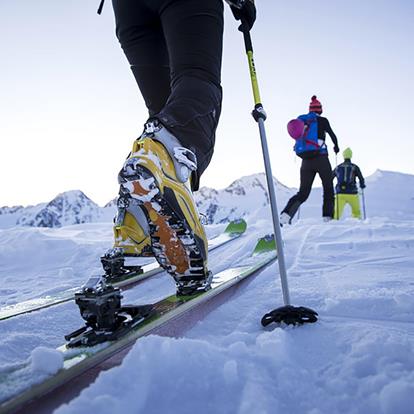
[1, 0, 413, 207]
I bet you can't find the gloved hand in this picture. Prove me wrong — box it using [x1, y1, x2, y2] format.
[333, 145, 340, 154]
[226, 0, 256, 32]
[360, 183, 366, 189]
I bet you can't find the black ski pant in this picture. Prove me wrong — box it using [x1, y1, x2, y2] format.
[112, 0, 224, 190]
[282, 155, 335, 219]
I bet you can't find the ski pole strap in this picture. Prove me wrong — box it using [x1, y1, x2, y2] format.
[261, 305, 318, 327]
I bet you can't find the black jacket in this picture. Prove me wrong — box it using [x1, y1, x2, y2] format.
[333, 160, 365, 194]
[317, 116, 338, 147]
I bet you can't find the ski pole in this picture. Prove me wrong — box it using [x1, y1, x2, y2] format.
[335, 154, 339, 220]
[361, 188, 367, 220]
[240, 28, 317, 327]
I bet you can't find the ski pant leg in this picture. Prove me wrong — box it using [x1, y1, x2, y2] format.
[282, 159, 316, 219]
[317, 156, 335, 218]
[156, 0, 224, 190]
[112, 0, 223, 190]
[112, 0, 171, 116]
[348, 194, 361, 218]
[334, 194, 346, 220]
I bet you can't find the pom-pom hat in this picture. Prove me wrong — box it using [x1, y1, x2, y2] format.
[309, 95, 322, 114]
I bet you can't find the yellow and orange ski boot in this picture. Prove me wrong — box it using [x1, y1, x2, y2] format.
[101, 184, 153, 279]
[117, 119, 211, 296]
[112, 192, 152, 256]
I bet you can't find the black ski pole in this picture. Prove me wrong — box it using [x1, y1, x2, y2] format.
[240, 28, 318, 327]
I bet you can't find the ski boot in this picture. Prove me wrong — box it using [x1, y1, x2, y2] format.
[101, 181, 154, 281]
[112, 191, 152, 256]
[118, 119, 211, 296]
[279, 212, 292, 227]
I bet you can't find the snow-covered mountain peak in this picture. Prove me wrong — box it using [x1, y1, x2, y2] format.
[0, 205, 24, 216]
[225, 173, 289, 194]
[16, 190, 101, 228]
[366, 169, 414, 183]
[195, 173, 294, 224]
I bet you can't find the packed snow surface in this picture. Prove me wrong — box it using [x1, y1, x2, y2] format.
[0, 171, 414, 413]
[53, 218, 414, 414]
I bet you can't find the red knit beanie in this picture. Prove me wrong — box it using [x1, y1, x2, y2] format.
[309, 95, 322, 113]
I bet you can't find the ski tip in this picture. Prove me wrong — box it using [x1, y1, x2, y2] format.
[224, 218, 247, 235]
[253, 234, 276, 255]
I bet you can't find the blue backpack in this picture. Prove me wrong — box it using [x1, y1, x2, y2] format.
[293, 112, 327, 159]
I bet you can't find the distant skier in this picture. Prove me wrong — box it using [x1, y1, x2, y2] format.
[281, 96, 340, 225]
[106, 0, 256, 295]
[333, 148, 366, 219]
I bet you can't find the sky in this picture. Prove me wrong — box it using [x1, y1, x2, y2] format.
[1, 0, 413, 207]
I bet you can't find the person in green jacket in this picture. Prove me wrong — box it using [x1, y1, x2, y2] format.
[333, 148, 366, 219]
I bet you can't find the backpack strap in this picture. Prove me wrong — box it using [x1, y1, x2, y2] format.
[304, 139, 320, 148]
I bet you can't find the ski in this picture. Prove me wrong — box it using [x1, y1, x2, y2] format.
[0, 219, 247, 321]
[0, 235, 276, 414]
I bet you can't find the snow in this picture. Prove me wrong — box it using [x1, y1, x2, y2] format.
[30, 346, 63, 375]
[0, 223, 113, 305]
[0, 171, 414, 413]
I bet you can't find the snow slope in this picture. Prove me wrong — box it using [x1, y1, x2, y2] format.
[0, 223, 113, 305]
[51, 218, 414, 414]
[1, 223, 413, 413]
[0, 171, 414, 413]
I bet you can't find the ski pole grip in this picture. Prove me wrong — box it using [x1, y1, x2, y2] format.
[242, 29, 253, 53]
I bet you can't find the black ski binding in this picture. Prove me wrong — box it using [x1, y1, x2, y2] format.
[100, 248, 144, 283]
[261, 305, 318, 327]
[175, 271, 213, 297]
[65, 276, 154, 348]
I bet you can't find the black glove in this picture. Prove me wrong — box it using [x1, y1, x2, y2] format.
[333, 145, 340, 154]
[360, 183, 366, 189]
[226, 0, 256, 32]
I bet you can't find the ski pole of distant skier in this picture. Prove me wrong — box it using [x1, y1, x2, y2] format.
[240, 27, 318, 326]
[361, 188, 367, 220]
[335, 154, 339, 220]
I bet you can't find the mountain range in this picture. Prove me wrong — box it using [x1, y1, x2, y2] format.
[0, 170, 413, 229]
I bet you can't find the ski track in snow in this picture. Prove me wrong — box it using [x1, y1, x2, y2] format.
[1, 215, 414, 413]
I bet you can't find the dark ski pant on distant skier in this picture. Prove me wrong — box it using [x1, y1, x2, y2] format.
[282, 155, 335, 219]
[112, 0, 224, 190]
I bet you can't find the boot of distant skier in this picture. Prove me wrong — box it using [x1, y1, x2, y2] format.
[117, 119, 211, 296]
[279, 212, 292, 227]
